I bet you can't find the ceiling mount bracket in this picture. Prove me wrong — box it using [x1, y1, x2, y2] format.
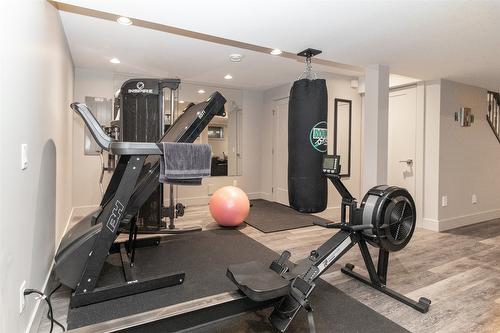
[297, 48, 322, 59]
[297, 48, 322, 80]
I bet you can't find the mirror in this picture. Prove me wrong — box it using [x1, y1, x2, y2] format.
[176, 83, 243, 177]
[334, 98, 352, 177]
[83, 96, 113, 155]
[110, 74, 243, 177]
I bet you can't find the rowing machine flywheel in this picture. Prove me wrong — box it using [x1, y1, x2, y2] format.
[359, 185, 416, 252]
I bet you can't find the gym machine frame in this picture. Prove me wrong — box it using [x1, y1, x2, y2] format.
[71, 154, 185, 308]
[54, 92, 227, 308]
[227, 155, 430, 332]
[118, 78, 197, 234]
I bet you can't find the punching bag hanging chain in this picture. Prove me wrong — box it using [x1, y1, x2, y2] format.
[296, 48, 322, 81]
[297, 56, 318, 81]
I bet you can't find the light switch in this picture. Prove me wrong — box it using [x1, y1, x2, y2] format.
[442, 196, 448, 207]
[21, 144, 28, 170]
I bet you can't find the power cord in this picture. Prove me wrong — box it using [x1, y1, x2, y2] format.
[24, 285, 66, 333]
[47, 283, 65, 332]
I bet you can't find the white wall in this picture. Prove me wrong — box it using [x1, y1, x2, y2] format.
[72, 68, 264, 208]
[422, 80, 441, 229]
[422, 79, 500, 231]
[0, 2, 74, 332]
[261, 75, 362, 213]
[437, 80, 500, 230]
[357, 73, 421, 93]
[72, 68, 114, 209]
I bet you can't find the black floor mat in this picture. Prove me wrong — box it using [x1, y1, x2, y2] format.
[189, 280, 409, 333]
[67, 229, 276, 329]
[67, 229, 406, 333]
[245, 199, 332, 233]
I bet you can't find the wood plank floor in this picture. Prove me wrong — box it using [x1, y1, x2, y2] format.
[36, 206, 500, 333]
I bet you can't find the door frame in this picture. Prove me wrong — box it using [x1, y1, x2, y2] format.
[388, 83, 425, 227]
[271, 97, 289, 204]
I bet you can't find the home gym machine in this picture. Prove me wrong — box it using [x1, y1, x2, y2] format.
[227, 154, 431, 332]
[117, 78, 194, 234]
[54, 92, 226, 308]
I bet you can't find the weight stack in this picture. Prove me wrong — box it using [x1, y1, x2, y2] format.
[120, 79, 163, 231]
[288, 79, 328, 213]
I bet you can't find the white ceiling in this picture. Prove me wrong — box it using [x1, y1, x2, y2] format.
[57, 0, 500, 91]
[59, 11, 360, 90]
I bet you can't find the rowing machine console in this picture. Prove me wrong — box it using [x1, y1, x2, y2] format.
[227, 155, 430, 332]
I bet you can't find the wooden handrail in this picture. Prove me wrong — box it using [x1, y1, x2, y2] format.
[487, 91, 500, 144]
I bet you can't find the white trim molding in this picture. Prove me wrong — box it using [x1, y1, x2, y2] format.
[437, 209, 500, 231]
[424, 209, 500, 232]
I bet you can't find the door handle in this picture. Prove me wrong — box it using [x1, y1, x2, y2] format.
[398, 159, 413, 166]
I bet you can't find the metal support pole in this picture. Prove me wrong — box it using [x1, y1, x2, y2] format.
[170, 88, 176, 125]
[377, 248, 390, 285]
[169, 88, 176, 230]
[357, 239, 381, 285]
[169, 184, 175, 229]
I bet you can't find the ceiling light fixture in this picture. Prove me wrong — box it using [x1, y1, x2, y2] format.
[229, 53, 244, 62]
[270, 49, 282, 55]
[117, 16, 133, 26]
[224, 74, 233, 80]
[198, 89, 205, 94]
[110, 57, 121, 64]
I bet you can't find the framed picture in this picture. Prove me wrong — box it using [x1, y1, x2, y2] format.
[208, 126, 224, 139]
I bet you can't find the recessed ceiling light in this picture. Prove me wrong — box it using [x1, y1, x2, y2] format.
[224, 74, 233, 80]
[270, 49, 282, 55]
[179, 100, 185, 104]
[117, 16, 133, 25]
[229, 53, 244, 62]
[198, 89, 205, 94]
[110, 57, 120, 64]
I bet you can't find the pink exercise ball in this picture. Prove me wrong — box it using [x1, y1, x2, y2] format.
[209, 186, 250, 227]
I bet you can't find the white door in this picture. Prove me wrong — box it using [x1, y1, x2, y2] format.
[388, 86, 417, 197]
[272, 99, 289, 205]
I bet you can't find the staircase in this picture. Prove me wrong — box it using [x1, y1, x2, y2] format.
[487, 91, 500, 143]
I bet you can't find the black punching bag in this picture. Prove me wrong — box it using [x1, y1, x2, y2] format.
[288, 79, 328, 213]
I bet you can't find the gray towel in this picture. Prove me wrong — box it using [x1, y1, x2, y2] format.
[159, 142, 211, 183]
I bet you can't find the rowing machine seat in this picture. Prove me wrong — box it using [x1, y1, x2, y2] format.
[227, 261, 292, 302]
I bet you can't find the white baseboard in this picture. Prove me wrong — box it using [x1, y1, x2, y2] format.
[72, 204, 99, 217]
[175, 192, 264, 206]
[323, 206, 340, 212]
[247, 192, 264, 200]
[259, 192, 273, 201]
[436, 209, 500, 231]
[422, 209, 500, 232]
[314, 206, 341, 220]
[422, 218, 440, 231]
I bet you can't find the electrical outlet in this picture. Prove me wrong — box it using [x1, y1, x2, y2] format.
[232, 179, 238, 187]
[19, 280, 26, 313]
[472, 194, 478, 204]
[442, 196, 448, 207]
